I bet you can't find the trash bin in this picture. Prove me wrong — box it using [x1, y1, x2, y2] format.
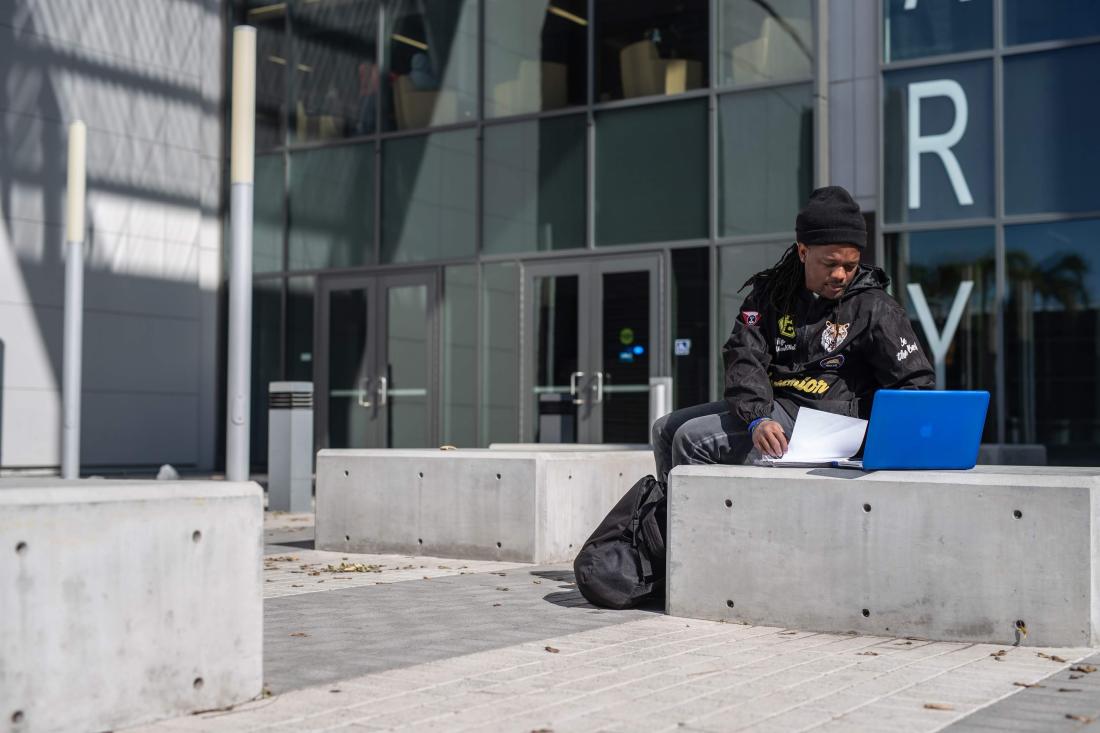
[268, 381, 313, 513]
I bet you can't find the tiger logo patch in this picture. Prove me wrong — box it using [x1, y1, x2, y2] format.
[820, 321, 850, 353]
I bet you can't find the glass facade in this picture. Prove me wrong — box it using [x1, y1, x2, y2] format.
[234, 1, 1100, 465]
[881, 3, 1100, 463]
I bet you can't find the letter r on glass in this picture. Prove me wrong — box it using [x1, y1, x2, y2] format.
[908, 79, 974, 210]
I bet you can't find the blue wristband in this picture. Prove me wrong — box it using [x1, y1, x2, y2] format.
[747, 417, 772, 433]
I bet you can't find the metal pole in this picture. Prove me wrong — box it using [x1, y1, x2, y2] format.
[62, 120, 86, 479]
[814, 0, 830, 187]
[226, 26, 257, 481]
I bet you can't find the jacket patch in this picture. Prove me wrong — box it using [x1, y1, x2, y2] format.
[772, 376, 831, 395]
[819, 355, 845, 369]
[821, 321, 849, 352]
[741, 310, 759, 326]
[775, 338, 795, 353]
[778, 314, 795, 338]
[896, 337, 919, 361]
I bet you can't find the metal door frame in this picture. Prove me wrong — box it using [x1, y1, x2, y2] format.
[520, 253, 662, 443]
[314, 268, 440, 451]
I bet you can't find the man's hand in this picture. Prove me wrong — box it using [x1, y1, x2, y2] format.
[753, 419, 789, 458]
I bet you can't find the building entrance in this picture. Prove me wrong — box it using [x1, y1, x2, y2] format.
[314, 270, 438, 450]
[523, 254, 662, 445]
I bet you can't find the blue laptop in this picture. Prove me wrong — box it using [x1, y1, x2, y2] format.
[836, 390, 990, 470]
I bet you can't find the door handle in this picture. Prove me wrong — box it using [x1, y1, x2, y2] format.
[569, 371, 585, 405]
[377, 375, 388, 407]
[357, 377, 372, 407]
[592, 372, 605, 404]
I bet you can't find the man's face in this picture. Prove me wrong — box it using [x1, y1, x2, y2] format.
[798, 242, 861, 299]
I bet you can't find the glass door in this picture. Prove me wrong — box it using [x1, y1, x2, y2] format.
[591, 257, 660, 444]
[523, 255, 661, 444]
[316, 271, 437, 449]
[524, 263, 590, 443]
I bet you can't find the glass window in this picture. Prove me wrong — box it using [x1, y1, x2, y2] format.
[883, 60, 994, 224]
[254, 153, 285, 273]
[595, 99, 708, 246]
[595, 0, 708, 102]
[382, 129, 476, 263]
[382, 0, 478, 131]
[885, 228, 997, 440]
[290, 0, 380, 143]
[1005, 0, 1100, 46]
[719, 84, 813, 237]
[718, 241, 792, 336]
[1005, 45, 1100, 216]
[251, 278, 283, 467]
[288, 144, 373, 270]
[483, 115, 586, 255]
[671, 248, 711, 409]
[485, 0, 587, 117]
[285, 276, 314, 381]
[443, 266, 478, 446]
[1005, 219, 1100, 464]
[883, 0, 992, 62]
[239, 1, 287, 150]
[480, 263, 519, 445]
[717, 0, 812, 86]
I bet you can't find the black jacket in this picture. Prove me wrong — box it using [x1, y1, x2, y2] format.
[722, 264, 935, 425]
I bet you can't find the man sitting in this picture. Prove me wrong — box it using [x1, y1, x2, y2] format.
[652, 186, 935, 482]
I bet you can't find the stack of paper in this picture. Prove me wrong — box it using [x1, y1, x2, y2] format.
[762, 407, 868, 465]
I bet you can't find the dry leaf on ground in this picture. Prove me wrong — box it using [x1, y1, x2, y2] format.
[923, 703, 954, 711]
[1066, 714, 1095, 723]
[545, 646, 560, 654]
[1071, 665, 1098, 674]
[1013, 682, 1044, 688]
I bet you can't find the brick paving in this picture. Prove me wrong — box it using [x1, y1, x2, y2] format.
[120, 533, 1100, 733]
[39, 467, 1094, 732]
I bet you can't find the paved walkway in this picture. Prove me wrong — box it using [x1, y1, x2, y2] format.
[121, 520, 1100, 733]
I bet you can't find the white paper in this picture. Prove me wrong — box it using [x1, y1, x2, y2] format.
[767, 407, 868, 464]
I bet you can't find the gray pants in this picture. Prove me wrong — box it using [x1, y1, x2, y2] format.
[651, 401, 795, 484]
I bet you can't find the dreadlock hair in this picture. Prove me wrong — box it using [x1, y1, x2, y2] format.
[739, 243, 805, 314]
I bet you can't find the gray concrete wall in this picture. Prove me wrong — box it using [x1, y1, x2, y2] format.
[827, 0, 878, 214]
[0, 0, 225, 471]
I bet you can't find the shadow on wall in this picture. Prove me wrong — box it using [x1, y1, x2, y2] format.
[0, 1, 223, 471]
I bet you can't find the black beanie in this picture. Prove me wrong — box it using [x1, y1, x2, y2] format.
[795, 186, 866, 249]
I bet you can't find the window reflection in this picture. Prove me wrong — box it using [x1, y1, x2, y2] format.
[1005, 45, 1100, 215]
[481, 263, 520, 445]
[240, 1, 288, 149]
[1006, 220, 1100, 464]
[290, 0, 380, 142]
[595, 99, 708, 246]
[717, 0, 812, 87]
[883, 0, 992, 62]
[885, 228, 997, 441]
[1005, 0, 1100, 46]
[382, 129, 476, 262]
[483, 115, 586, 254]
[485, 0, 587, 117]
[383, 0, 478, 131]
[595, 0, 708, 102]
[288, 144, 373, 270]
[718, 84, 813, 236]
[286, 276, 314, 381]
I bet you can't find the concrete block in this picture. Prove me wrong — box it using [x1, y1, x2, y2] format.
[979, 443, 1048, 466]
[0, 480, 264, 733]
[667, 465, 1100, 646]
[316, 449, 655, 563]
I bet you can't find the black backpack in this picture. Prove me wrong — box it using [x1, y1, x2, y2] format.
[573, 475, 667, 610]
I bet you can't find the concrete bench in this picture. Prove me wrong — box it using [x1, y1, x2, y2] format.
[0, 479, 263, 733]
[667, 465, 1100, 647]
[316, 449, 655, 563]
